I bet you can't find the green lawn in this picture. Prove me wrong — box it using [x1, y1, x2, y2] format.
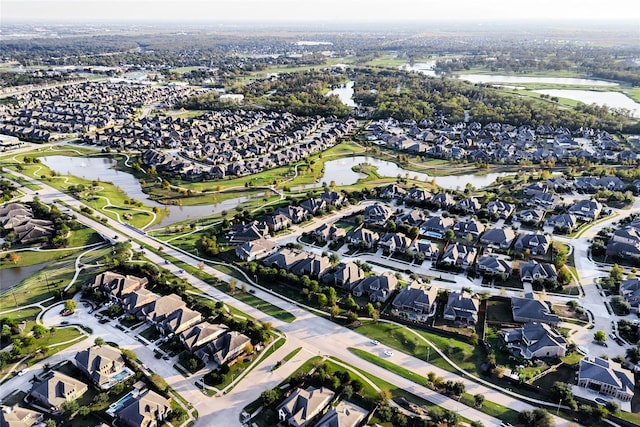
[0, 247, 111, 309]
[350, 347, 521, 425]
[282, 347, 302, 363]
[0, 226, 105, 270]
[353, 321, 482, 375]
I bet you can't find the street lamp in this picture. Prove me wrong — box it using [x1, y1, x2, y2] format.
[426, 346, 430, 362]
[557, 398, 562, 415]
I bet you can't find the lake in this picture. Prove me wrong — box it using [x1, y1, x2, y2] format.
[303, 156, 510, 190]
[402, 62, 437, 77]
[454, 74, 619, 87]
[39, 156, 252, 228]
[534, 89, 640, 117]
[326, 81, 358, 107]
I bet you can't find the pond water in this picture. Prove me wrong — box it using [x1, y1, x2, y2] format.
[402, 62, 437, 77]
[326, 81, 358, 107]
[39, 156, 252, 228]
[0, 261, 50, 292]
[534, 89, 640, 118]
[302, 156, 510, 190]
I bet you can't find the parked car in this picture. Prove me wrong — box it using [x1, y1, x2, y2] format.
[383, 349, 393, 357]
[60, 321, 69, 325]
[17, 368, 29, 376]
[371, 339, 379, 345]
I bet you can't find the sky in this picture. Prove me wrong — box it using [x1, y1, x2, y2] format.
[2, 0, 638, 23]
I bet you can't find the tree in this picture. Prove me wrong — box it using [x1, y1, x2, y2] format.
[342, 384, 353, 400]
[317, 293, 328, 307]
[474, 393, 485, 408]
[260, 388, 282, 406]
[8, 253, 20, 264]
[471, 421, 485, 427]
[557, 266, 572, 285]
[326, 287, 337, 306]
[444, 229, 456, 241]
[594, 330, 607, 343]
[469, 332, 479, 346]
[62, 399, 79, 415]
[121, 348, 137, 362]
[519, 408, 553, 427]
[376, 389, 392, 405]
[94, 337, 105, 347]
[228, 279, 237, 293]
[31, 324, 47, 339]
[64, 300, 77, 312]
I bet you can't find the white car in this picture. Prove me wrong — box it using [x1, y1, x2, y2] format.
[371, 340, 379, 345]
[383, 349, 393, 357]
[17, 368, 29, 376]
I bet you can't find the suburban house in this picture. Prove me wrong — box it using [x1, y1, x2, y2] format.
[300, 198, 327, 216]
[122, 289, 157, 316]
[378, 232, 412, 253]
[620, 278, 640, 310]
[196, 330, 251, 366]
[351, 272, 398, 302]
[315, 401, 369, 427]
[74, 345, 133, 390]
[277, 386, 335, 427]
[278, 206, 307, 224]
[395, 209, 426, 227]
[405, 187, 432, 204]
[263, 248, 309, 271]
[323, 262, 365, 288]
[519, 260, 558, 283]
[380, 184, 407, 200]
[0, 202, 54, 245]
[28, 371, 88, 413]
[443, 291, 480, 324]
[235, 238, 276, 262]
[516, 209, 545, 225]
[265, 213, 292, 232]
[160, 306, 203, 335]
[452, 218, 485, 238]
[91, 271, 149, 301]
[514, 233, 551, 255]
[432, 192, 456, 208]
[420, 215, 455, 238]
[480, 228, 516, 249]
[312, 223, 346, 243]
[290, 253, 332, 278]
[503, 322, 566, 359]
[486, 200, 515, 219]
[345, 226, 380, 249]
[363, 203, 392, 226]
[391, 283, 439, 321]
[511, 293, 560, 326]
[477, 256, 512, 276]
[115, 389, 171, 427]
[411, 239, 440, 260]
[455, 197, 481, 213]
[142, 294, 186, 325]
[180, 322, 229, 352]
[0, 405, 44, 427]
[577, 357, 635, 402]
[568, 199, 602, 221]
[320, 190, 346, 208]
[545, 213, 577, 231]
[440, 243, 477, 267]
[228, 221, 269, 243]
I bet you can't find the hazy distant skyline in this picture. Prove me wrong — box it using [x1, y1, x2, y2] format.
[2, 0, 638, 23]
